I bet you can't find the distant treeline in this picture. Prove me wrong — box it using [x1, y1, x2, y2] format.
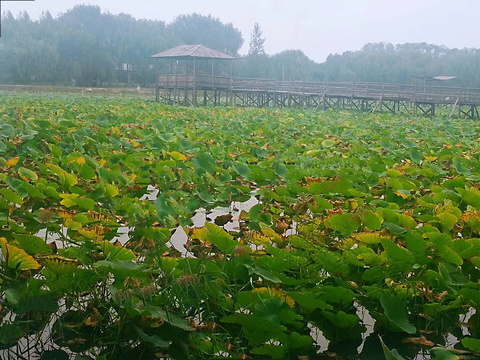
[1, 5, 480, 87]
[0, 6, 244, 86]
[321, 42, 480, 88]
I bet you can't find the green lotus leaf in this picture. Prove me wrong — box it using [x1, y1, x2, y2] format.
[0, 188, 23, 205]
[192, 222, 237, 252]
[325, 213, 361, 237]
[380, 292, 416, 334]
[12, 234, 52, 255]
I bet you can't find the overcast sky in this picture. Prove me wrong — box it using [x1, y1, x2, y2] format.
[2, 0, 479, 63]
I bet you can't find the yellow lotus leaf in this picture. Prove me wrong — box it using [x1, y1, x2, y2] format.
[336, 237, 357, 250]
[18, 167, 38, 181]
[461, 212, 480, 222]
[261, 227, 283, 245]
[395, 191, 409, 200]
[252, 287, 295, 308]
[397, 213, 417, 229]
[110, 127, 121, 136]
[127, 139, 142, 148]
[424, 155, 437, 162]
[251, 231, 270, 245]
[0, 237, 41, 271]
[78, 226, 109, 240]
[149, 318, 165, 328]
[167, 151, 187, 161]
[57, 209, 76, 219]
[87, 211, 117, 225]
[60, 193, 80, 208]
[251, 249, 266, 256]
[191, 227, 209, 244]
[36, 254, 78, 275]
[6, 157, 19, 167]
[393, 162, 410, 171]
[75, 157, 86, 164]
[126, 173, 137, 182]
[65, 218, 82, 230]
[355, 232, 388, 244]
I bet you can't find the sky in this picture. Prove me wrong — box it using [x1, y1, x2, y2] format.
[2, 0, 480, 63]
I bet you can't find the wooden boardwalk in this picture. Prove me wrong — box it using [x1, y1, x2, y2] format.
[155, 74, 480, 118]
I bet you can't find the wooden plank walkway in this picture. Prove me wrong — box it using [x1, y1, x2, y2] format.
[155, 74, 480, 118]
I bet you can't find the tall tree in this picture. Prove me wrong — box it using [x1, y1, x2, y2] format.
[248, 23, 265, 56]
[167, 13, 243, 55]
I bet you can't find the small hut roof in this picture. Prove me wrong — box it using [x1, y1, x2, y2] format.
[432, 76, 457, 81]
[413, 75, 457, 81]
[151, 44, 235, 60]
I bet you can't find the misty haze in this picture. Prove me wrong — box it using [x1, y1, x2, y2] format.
[0, 1, 480, 360]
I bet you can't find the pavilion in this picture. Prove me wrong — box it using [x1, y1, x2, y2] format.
[152, 44, 235, 106]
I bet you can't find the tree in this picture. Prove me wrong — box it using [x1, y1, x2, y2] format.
[248, 23, 265, 56]
[167, 13, 243, 55]
[271, 50, 321, 81]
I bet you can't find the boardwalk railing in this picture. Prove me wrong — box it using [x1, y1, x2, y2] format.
[156, 73, 480, 111]
[229, 79, 480, 105]
[156, 73, 480, 117]
[157, 74, 231, 91]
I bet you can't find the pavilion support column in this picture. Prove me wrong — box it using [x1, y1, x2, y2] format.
[184, 60, 188, 106]
[154, 59, 159, 103]
[173, 60, 178, 104]
[193, 58, 197, 107]
[193, 89, 197, 107]
[228, 62, 233, 106]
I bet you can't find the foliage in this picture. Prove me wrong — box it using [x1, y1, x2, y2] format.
[168, 13, 243, 56]
[248, 23, 265, 56]
[0, 6, 243, 86]
[319, 42, 480, 87]
[8, 7, 480, 87]
[0, 93, 479, 359]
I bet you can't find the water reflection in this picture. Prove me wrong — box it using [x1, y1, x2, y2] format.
[169, 195, 259, 256]
[117, 184, 259, 256]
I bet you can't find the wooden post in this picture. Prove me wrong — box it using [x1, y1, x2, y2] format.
[184, 60, 188, 106]
[372, 96, 383, 113]
[448, 98, 459, 118]
[165, 60, 170, 103]
[154, 58, 158, 102]
[173, 60, 178, 104]
[211, 61, 214, 90]
[380, 85, 384, 112]
[193, 58, 197, 106]
[229, 61, 233, 106]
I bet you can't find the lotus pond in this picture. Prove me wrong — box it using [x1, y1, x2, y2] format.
[0, 94, 480, 359]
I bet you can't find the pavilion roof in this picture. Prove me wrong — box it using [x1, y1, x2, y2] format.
[151, 45, 235, 60]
